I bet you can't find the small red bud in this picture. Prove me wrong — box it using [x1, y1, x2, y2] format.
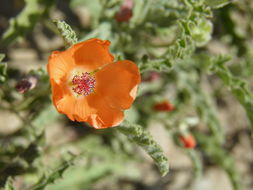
[153, 101, 174, 112]
[179, 134, 196, 149]
[115, 0, 133, 22]
[16, 76, 38, 94]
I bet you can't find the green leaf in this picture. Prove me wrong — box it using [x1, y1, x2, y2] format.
[138, 57, 172, 73]
[1, 0, 54, 46]
[29, 104, 59, 137]
[4, 177, 15, 190]
[117, 121, 169, 176]
[190, 18, 213, 47]
[0, 54, 7, 84]
[70, 0, 102, 26]
[124, 106, 139, 123]
[28, 158, 76, 190]
[53, 20, 78, 47]
[0, 54, 5, 62]
[186, 149, 202, 178]
[0, 63, 7, 84]
[176, 69, 225, 145]
[208, 55, 253, 134]
[204, 0, 231, 8]
[81, 22, 112, 41]
[46, 136, 140, 190]
[196, 132, 242, 190]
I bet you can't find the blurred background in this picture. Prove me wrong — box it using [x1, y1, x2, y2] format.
[0, 0, 253, 190]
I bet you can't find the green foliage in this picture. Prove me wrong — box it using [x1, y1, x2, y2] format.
[28, 157, 76, 190]
[3, 178, 15, 190]
[0, 54, 7, 83]
[196, 132, 242, 190]
[172, 61, 243, 187]
[28, 105, 59, 137]
[204, 0, 231, 8]
[1, 0, 54, 46]
[53, 20, 78, 47]
[208, 56, 253, 133]
[45, 136, 140, 190]
[190, 18, 213, 47]
[70, 0, 103, 27]
[186, 149, 203, 178]
[0, 54, 5, 62]
[176, 66, 225, 144]
[118, 121, 169, 176]
[0, 105, 58, 184]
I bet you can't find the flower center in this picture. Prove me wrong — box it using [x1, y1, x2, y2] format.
[71, 72, 96, 96]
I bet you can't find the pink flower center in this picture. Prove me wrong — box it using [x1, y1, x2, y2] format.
[71, 72, 96, 96]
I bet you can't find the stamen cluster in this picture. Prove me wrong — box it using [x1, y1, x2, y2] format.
[72, 72, 96, 96]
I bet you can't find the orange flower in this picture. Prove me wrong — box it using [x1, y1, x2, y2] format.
[47, 38, 141, 129]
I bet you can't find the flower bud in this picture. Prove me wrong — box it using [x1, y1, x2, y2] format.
[153, 101, 174, 112]
[143, 71, 160, 82]
[16, 76, 38, 94]
[115, 0, 133, 22]
[179, 134, 196, 149]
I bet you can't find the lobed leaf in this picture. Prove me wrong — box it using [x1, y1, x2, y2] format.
[117, 121, 169, 176]
[53, 20, 78, 47]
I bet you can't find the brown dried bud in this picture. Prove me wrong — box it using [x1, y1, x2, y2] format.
[16, 76, 38, 94]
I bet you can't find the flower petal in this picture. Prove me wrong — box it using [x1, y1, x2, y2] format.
[85, 102, 124, 129]
[52, 84, 124, 129]
[51, 79, 94, 122]
[73, 38, 114, 71]
[72, 93, 124, 129]
[48, 51, 75, 84]
[95, 60, 141, 110]
[50, 80, 76, 121]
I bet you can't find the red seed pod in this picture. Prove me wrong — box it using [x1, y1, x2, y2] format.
[115, 0, 133, 22]
[179, 134, 196, 149]
[153, 101, 174, 112]
[16, 76, 38, 94]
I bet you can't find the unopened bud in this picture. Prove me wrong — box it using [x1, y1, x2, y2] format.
[16, 76, 38, 94]
[153, 101, 174, 112]
[115, 0, 133, 22]
[179, 134, 196, 149]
